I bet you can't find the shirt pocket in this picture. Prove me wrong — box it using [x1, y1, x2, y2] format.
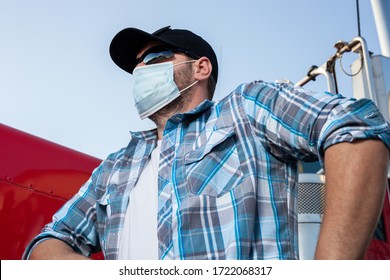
[184, 126, 243, 197]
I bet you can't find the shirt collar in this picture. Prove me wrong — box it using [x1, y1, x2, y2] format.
[184, 99, 214, 116]
[130, 128, 158, 141]
[167, 99, 214, 123]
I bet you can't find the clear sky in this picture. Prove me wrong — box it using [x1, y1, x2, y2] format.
[0, 0, 383, 159]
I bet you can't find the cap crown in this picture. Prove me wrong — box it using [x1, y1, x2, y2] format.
[110, 26, 218, 82]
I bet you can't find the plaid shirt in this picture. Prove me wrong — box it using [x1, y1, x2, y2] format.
[24, 81, 390, 260]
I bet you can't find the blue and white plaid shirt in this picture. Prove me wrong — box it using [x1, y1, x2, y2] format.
[24, 81, 390, 260]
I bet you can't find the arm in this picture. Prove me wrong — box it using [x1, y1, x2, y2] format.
[240, 82, 390, 258]
[315, 139, 388, 259]
[29, 238, 90, 260]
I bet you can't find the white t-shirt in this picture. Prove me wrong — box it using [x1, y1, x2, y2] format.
[118, 141, 161, 259]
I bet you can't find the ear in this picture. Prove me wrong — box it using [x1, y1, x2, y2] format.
[193, 57, 212, 81]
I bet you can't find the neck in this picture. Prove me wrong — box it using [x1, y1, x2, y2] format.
[149, 95, 191, 140]
[152, 115, 170, 140]
[149, 87, 208, 140]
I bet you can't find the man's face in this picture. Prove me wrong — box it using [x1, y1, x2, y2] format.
[135, 42, 195, 91]
[133, 42, 197, 122]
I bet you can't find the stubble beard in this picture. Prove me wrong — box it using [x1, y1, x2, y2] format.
[149, 62, 194, 128]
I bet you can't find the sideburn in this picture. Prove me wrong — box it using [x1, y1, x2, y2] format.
[149, 62, 195, 125]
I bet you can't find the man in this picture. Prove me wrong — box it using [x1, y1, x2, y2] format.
[24, 26, 390, 260]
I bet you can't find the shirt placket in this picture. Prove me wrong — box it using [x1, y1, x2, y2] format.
[157, 116, 184, 259]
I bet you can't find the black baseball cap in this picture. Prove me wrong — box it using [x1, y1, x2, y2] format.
[109, 26, 218, 82]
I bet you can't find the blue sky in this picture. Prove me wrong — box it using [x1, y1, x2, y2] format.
[0, 0, 383, 159]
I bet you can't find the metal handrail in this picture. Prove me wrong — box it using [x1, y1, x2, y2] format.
[295, 37, 377, 105]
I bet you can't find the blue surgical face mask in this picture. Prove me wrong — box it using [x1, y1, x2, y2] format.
[132, 61, 198, 119]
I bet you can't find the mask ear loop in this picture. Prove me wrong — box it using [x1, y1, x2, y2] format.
[173, 60, 197, 67]
[174, 60, 199, 93]
[178, 80, 198, 93]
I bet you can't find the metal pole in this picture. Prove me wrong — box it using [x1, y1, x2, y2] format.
[354, 37, 378, 103]
[295, 65, 337, 94]
[371, 0, 390, 57]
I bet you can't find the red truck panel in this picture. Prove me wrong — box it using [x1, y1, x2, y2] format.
[0, 123, 102, 259]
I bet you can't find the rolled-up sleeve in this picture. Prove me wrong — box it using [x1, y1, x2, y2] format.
[316, 98, 390, 159]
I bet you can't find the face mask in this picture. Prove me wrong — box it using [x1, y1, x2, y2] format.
[132, 61, 198, 119]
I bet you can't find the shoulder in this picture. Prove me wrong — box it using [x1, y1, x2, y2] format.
[89, 146, 127, 183]
[226, 80, 295, 105]
[217, 80, 295, 116]
[101, 129, 157, 167]
[230, 80, 347, 111]
[103, 147, 128, 165]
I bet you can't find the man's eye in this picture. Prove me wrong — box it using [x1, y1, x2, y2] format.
[143, 50, 175, 65]
[147, 55, 167, 65]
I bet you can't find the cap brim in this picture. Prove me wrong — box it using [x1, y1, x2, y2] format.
[109, 28, 174, 74]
